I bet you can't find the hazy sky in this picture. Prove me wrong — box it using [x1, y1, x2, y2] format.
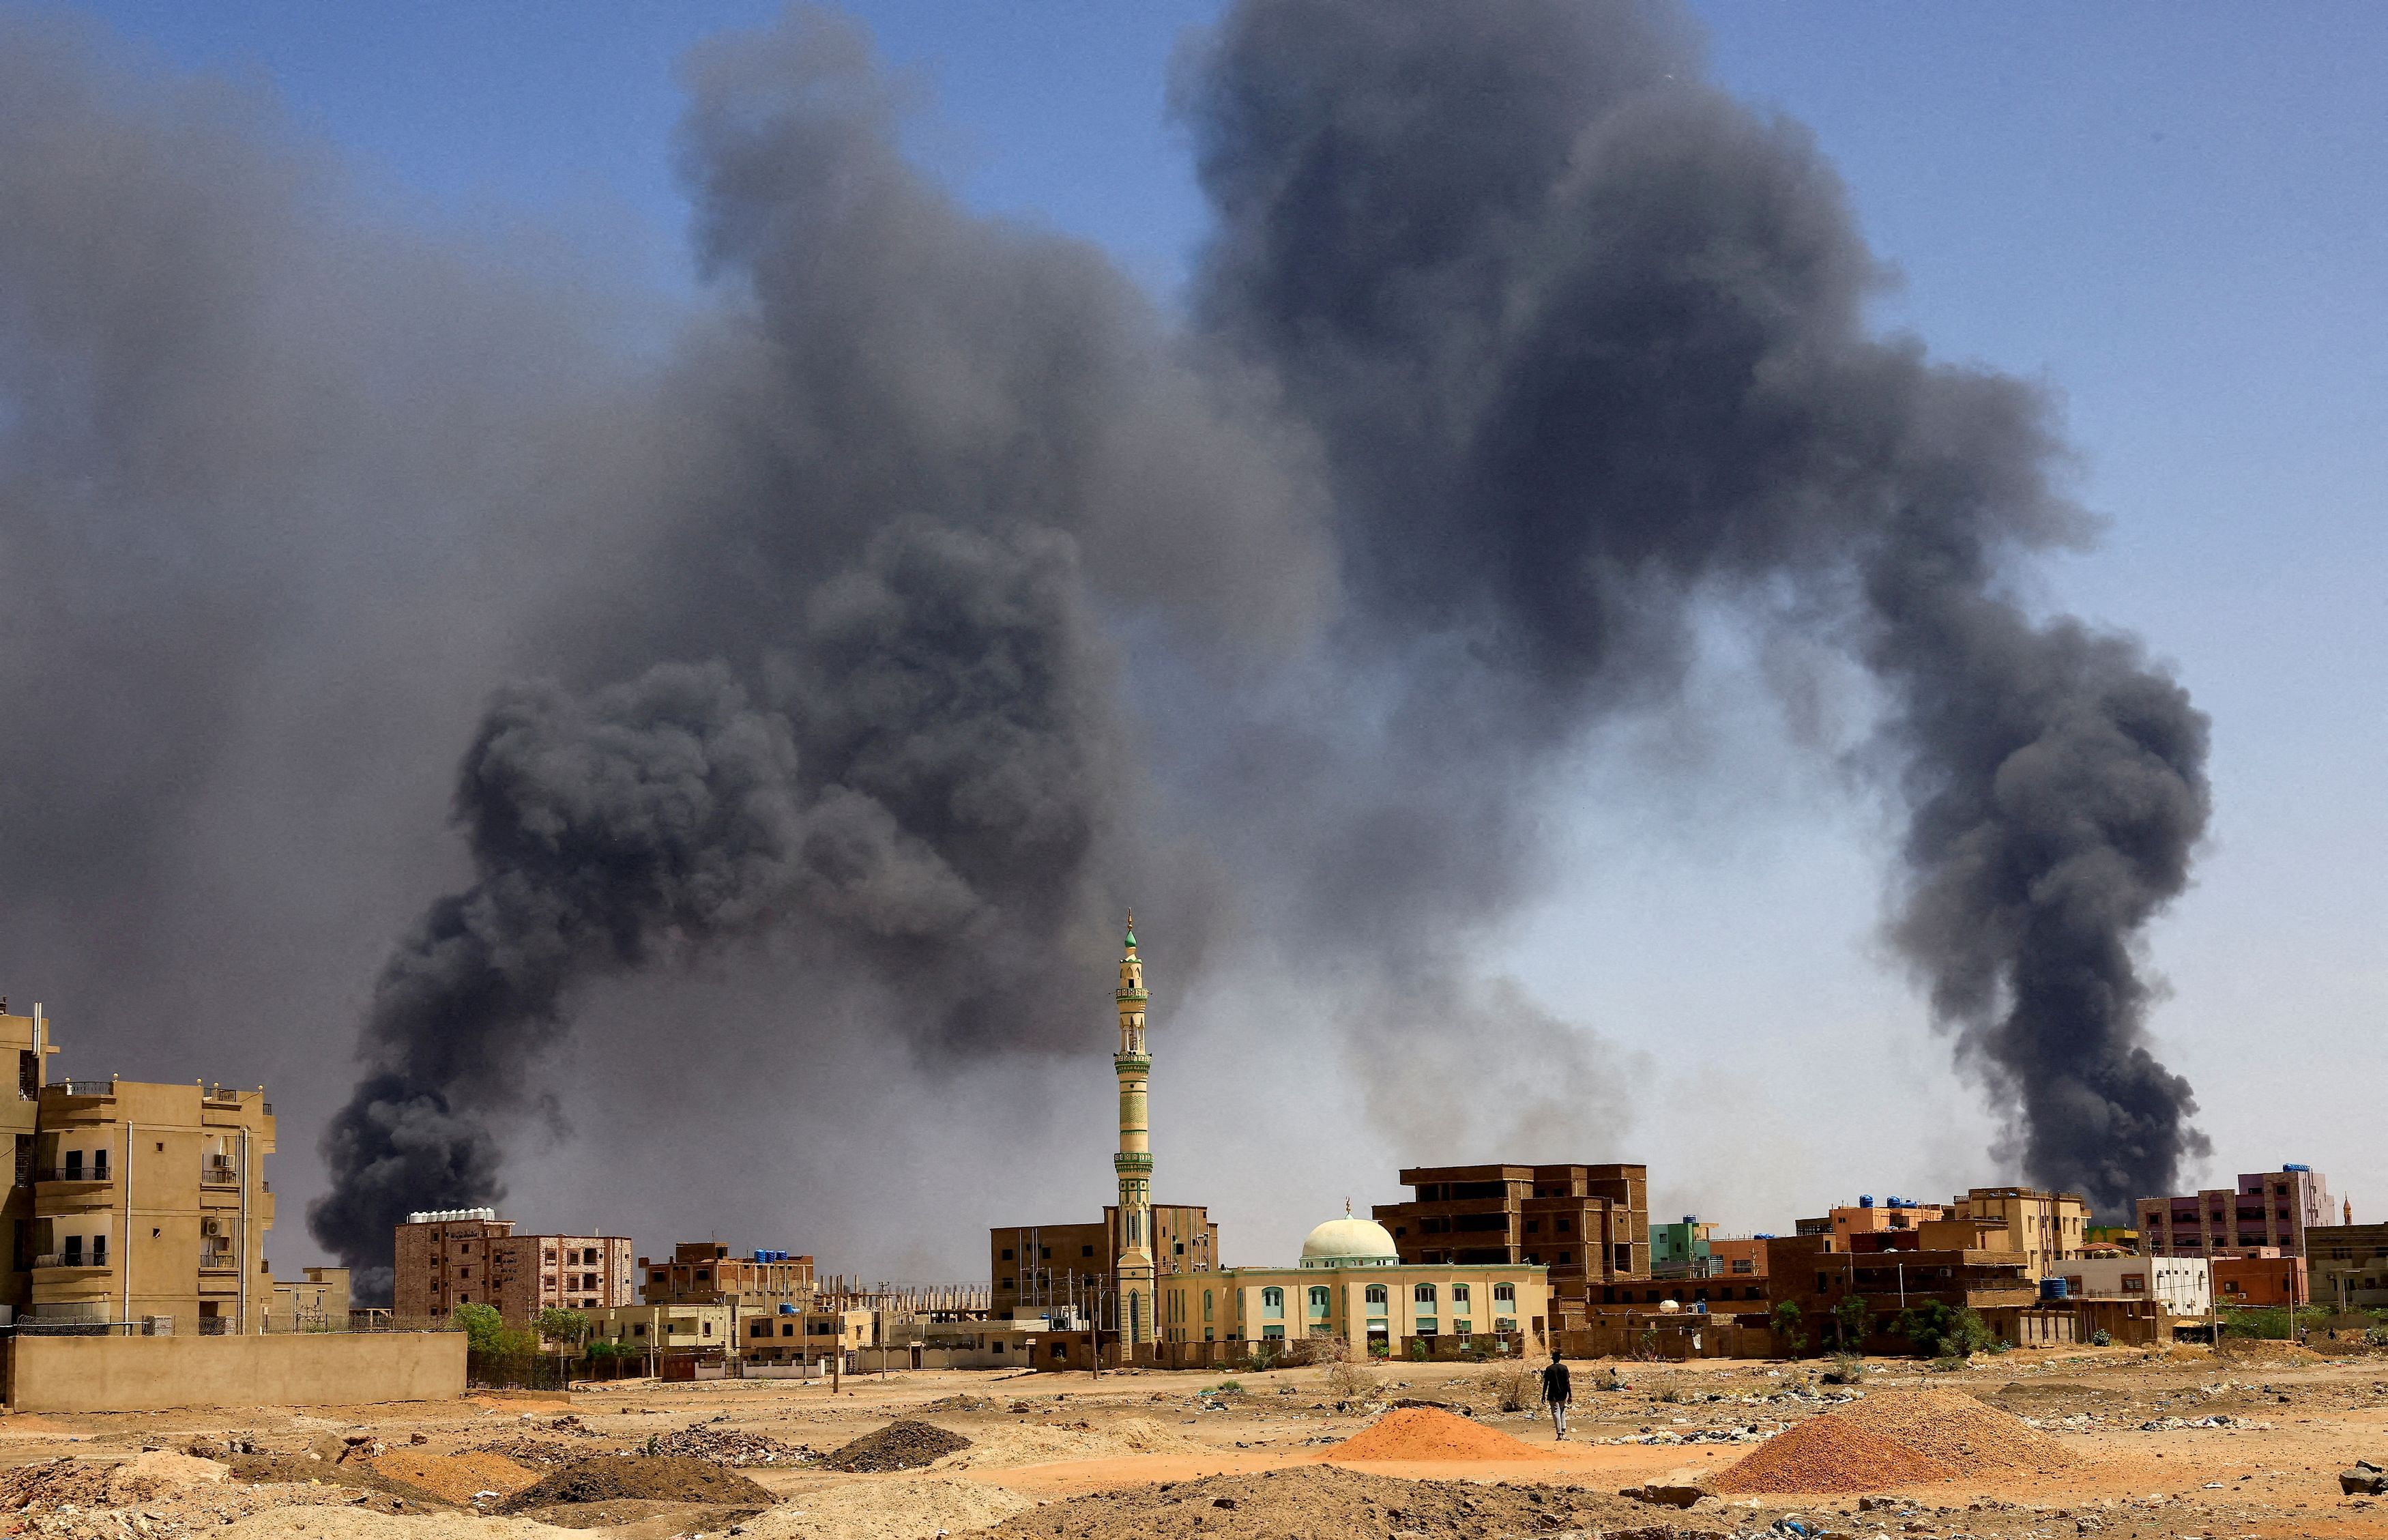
[34, 1, 2387, 1262]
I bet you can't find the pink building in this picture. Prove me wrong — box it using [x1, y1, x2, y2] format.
[2137, 1167, 2333, 1260]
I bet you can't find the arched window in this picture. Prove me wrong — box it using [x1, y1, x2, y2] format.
[1262, 1287, 1284, 1318]
[1203, 1290, 1214, 1322]
[1413, 1282, 1436, 1304]
[1365, 1284, 1388, 1307]
[1494, 1283, 1516, 1303]
[1451, 1283, 1470, 1304]
[1308, 1286, 1331, 1315]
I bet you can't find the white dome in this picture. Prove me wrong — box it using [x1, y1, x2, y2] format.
[1300, 1212, 1401, 1268]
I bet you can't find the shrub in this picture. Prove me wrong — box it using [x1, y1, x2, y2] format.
[452, 1303, 507, 1351]
[1207, 1378, 1246, 1395]
[1820, 1353, 1865, 1385]
[1367, 1336, 1391, 1359]
[1896, 1301, 1996, 1360]
[1322, 1356, 1377, 1401]
[1830, 1297, 1870, 1352]
[1480, 1360, 1539, 1413]
[1406, 1338, 1430, 1361]
[2090, 1328, 2112, 1348]
[1770, 1301, 1808, 1357]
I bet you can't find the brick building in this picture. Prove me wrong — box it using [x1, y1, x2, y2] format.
[2307, 1223, 2388, 1311]
[1373, 1163, 1648, 1328]
[1951, 1186, 2091, 1279]
[641, 1243, 814, 1311]
[2136, 1167, 2335, 1260]
[989, 1204, 1220, 1320]
[392, 1210, 633, 1328]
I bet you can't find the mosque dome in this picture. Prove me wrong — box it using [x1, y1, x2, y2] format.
[1299, 1203, 1401, 1268]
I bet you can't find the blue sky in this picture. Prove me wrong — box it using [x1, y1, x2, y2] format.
[44, 0, 2388, 1240]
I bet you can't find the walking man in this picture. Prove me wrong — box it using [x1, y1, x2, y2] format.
[1541, 1346, 1573, 1440]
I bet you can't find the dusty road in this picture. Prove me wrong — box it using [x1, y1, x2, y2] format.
[5, 1337, 2386, 1539]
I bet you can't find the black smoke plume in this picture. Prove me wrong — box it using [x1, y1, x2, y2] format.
[0, 1, 2212, 1287]
[1178, 0, 2210, 1210]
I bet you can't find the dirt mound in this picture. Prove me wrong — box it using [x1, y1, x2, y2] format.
[977, 1464, 1713, 1540]
[0, 1458, 121, 1512]
[366, 1449, 543, 1505]
[636, 1423, 818, 1466]
[819, 1419, 973, 1472]
[1323, 1405, 1542, 1462]
[1713, 1417, 1960, 1494]
[918, 1393, 999, 1413]
[1831, 1388, 2077, 1474]
[495, 1455, 772, 1512]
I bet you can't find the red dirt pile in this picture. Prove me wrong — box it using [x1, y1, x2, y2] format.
[1716, 1388, 2074, 1496]
[1322, 1406, 1543, 1462]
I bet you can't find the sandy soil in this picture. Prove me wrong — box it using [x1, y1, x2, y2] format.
[0, 1340, 2383, 1538]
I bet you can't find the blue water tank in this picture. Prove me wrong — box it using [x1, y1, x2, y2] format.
[2284, 1163, 2311, 1173]
[2039, 1277, 2069, 1301]
[778, 1302, 797, 1314]
[1859, 1194, 1874, 1208]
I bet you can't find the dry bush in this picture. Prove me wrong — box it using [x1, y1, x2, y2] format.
[1480, 1359, 1539, 1413]
[1311, 1337, 1378, 1400]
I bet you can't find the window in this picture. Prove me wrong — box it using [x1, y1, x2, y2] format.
[1365, 1284, 1388, 1309]
[1308, 1286, 1331, 1316]
[1204, 1291, 1214, 1322]
[63, 1150, 83, 1178]
[1494, 1283, 1515, 1303]
[1559, 1251, 1573, 1263]
[1557, 1217, 1571, 1232]
[1082, 1245, 1096, 1258]
[1413, 1283, 1436, 1304]
[782, 1323, 794, 1337]
[93, 1149, 108, 1179]
[2122, 1274, 2146, 1293]
[1000, 1248, 1013, 1261]
[1525, 1219, 1540, 1234]
[1262, 1288, 1284, 1318]
[1452, 1283, 1470, 1305]
[1040, 1247, 1051, 1260]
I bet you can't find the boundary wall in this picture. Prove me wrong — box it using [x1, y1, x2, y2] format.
[4, 1332, 465, 1411]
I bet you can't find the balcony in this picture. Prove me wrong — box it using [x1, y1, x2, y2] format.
[199, 1247, 239, 1274]
[44, 1081, 115, 1099]
[201, 1161, 240, 1188]
[31, 1252, 109, 1271]
[33, 1166, 111, 1185]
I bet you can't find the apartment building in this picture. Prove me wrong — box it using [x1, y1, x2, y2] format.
[2305, 1224, 2388, 1311]
[2056, 1255, 2211, 1316]
[1373, 1163, 1648, 1325]
[268, 1266, 352, 1331]
[989, 1204, 1220, 1318]
[392, 1210, 633, 1328]
[29, 1071, 275, 1332]
[0, 1002, 59, 1319]
[1793, 1196, 1950, 1243]
[2136, 1167, 2335, 1260]
[641, 1243, 814, 1311]
[1951, 1186, 2091, 1280]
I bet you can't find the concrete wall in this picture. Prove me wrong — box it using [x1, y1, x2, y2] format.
[5, 1331, 464, 1412]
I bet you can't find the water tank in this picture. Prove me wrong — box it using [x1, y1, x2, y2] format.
[778, 1302, 797, 1314]
[2039, 1277, 2069, 1301]
[1859, 1194, 1874, 1208]
[2284, 1163, 2311, 1173]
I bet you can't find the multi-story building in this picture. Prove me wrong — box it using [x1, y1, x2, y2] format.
[1794, 1196, 1950, 1243]
[1161, 1206, 1552, 1352]
[1708, 1236, 1771, 1279]
[2212, 1251, 2306, 1307]
[1951, 1186, 2090, 1280]
[33, 1072, 276, 1333]
[2306, 1224, 2388, 1311]
[1650, 1217, 1715, 1275]
[641, 1243, 814, 1311]
[1762, 1224, 2043, 1347]
[0, 1002, 59, 1320]
[2055, 1255, 2211, 1316]
[990, 1205, 1221, 1319]
[1373, 1162, 1647, 1326]
[392, 1210, 633, 1328]
[2136, 1167, 2335, 1260]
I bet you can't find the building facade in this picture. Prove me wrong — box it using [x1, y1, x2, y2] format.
[2056, 1255, 2211, 1316]
[32, 1070, 275, 1333]
[2306, 1223, 2388, 1311]
[2136, 1167, 2335, 1261]
[642, 1243, 813, 1311]
[1161, 1208, 1551, 1353]
[1373, 1162, 1647, 1326]
[268, 1266, 353, 1331]
[1794, 1197, 1950, 1243]
[989, 1204, 1221, 1318]
[392, 1210, 633, 1328]
[2212, 1251, 2306, 1307]
[1951, 1186, 2090, 1280]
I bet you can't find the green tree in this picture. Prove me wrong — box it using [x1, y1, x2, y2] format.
[1894, 1301, 1997, 1359]
[1769, 1300, 1807, 1356]
[536, 1307, 590, 1348]
[1831, 1297, 1869, 1352]
[451, 1302, 507, 1351]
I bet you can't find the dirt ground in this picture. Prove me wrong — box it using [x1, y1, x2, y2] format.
[3, 1337, 2387, 1539]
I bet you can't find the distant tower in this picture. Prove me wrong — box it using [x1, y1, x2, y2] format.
[1113, 914, 1154, 1350]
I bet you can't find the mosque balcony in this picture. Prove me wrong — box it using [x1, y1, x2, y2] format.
[1113, 1053, 1151, 1073]
[1113, 1152, 1154, 1174]
[1115, 987, 1147, 1002]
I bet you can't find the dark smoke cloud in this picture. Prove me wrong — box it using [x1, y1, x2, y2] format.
[1178, 0, 2210, 1211]
[0, 0, 2212, 1285]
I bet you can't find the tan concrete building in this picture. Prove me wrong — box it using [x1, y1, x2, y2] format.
[32, 1073, 274, 1333]
[990, 1205, 1220, 1320]
[267, 1266, 351, 1332]
[1951, 1185, 2090, 1281]
[1162, 1207, 1552, 1353]
[587, 1301, 731, 1359]
[0, 1002, 60, 1320]
[392, 1210, 633, 1328]
[1373, 1163, 1646, 1327]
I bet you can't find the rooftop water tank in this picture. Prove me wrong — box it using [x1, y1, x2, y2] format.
[2039, 1277, 2069, 1301]
[1859, 1194, 1874, 1208]
[2284, 1163, 2311, 1172]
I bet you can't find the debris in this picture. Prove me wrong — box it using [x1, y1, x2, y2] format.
[819, 1421, 974, 1474]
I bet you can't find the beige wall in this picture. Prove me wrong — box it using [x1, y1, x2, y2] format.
[4, 1331, 463, 1412]
[1954, 1187, 2091, 1280]
[1161, 1264, 1552, 1352]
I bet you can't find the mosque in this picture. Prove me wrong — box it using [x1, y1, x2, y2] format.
[1109, 920, 1554, 1357]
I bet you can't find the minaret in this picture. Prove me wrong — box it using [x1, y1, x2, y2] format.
[1113, 914, 1154, 1351]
